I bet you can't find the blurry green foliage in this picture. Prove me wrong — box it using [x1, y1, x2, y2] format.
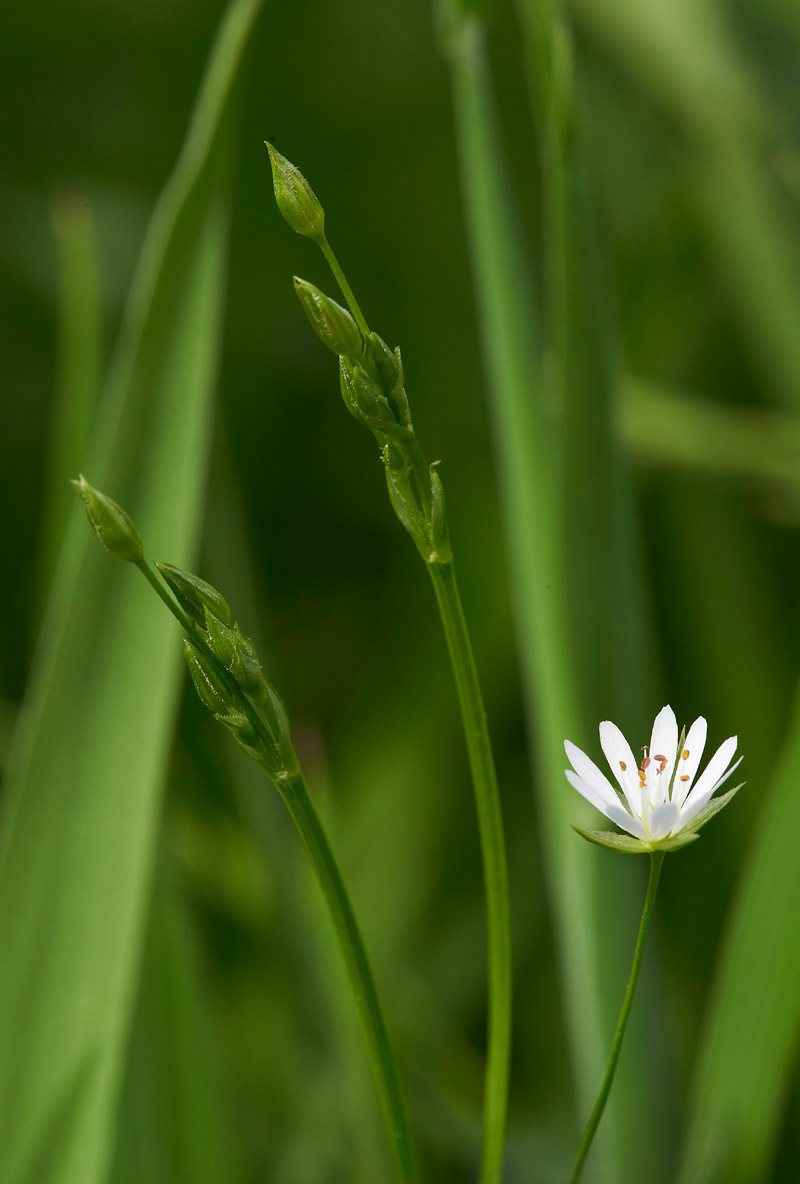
[3, 0, 800, 1180]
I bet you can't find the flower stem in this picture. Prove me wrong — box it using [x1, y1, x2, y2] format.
[566, 850, 666, 1184]
[278, 768, 421, 1184]
[428, 560, 512, 1184]
[136, 558, 419, 1181]
[318, 234, 370, 339]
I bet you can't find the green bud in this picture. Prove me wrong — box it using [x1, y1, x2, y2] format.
[230, 626, 268, 701]
[72, 475, 143, 563]
[293, 277, 362, 356]
[363, 333, 411, 427]
[265, 143, 325, 239]
[156, 562, 231, 626]
[204, 607, 237, 667]
[183, 641, 234, 715]
[339, 356, 404, 434]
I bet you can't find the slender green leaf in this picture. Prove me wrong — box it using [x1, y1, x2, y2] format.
[678, 693, 800, 1183]
[109, 863, 240, 1184]
[0, 3, 263, 1182]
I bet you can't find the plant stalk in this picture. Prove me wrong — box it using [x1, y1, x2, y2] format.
[567, 850, 666, 1184]
[428, 560, 512, 1184]
[279, 769, 421, 1184]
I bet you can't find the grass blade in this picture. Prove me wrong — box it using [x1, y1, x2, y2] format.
[678, 687, 800, 1183]
[0, 2, 263, 1181]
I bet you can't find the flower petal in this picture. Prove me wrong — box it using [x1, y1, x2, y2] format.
[680, 755, 743, 826]
[564, 740, 620, 809]
[672, 716, 707, 807]
[599, 720, 641, 815]
[565, 771, 648, 838]
[649, 800, 680, 840]
[648, 705, 679, 809]
[682, 735, 737, 813]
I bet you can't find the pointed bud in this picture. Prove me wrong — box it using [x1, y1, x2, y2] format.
[363, 333, 411, 427]
[204, 607, 237, 667]
[230, 626, 268, 701]
[339, 356, 399, 431]
[293, 277, 362, 356]
[156, 562, 231, 626]
[265, 143, 325, 239]
[72, 475, 143, 563]
[183, 641, 234, 715]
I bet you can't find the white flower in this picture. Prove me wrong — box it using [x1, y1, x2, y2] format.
[564, 705, 743, 852]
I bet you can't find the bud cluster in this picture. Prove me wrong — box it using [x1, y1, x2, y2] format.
[161, 561, 295, 775]
[267, 147, 451, 567]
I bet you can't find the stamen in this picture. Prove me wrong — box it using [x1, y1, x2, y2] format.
[680, 774, 690, 782]
[619, 761, 627, 771]
[682, 749, 690, 760]
[642, 756, 651, 770]
[654, 753, 668, 773]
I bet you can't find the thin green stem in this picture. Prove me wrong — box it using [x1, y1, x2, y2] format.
[136, 558, 197, 635]
[567, 851, 666, 1184]
[318, 234, 370, 338]
[137, 555, 419, 1181]
[279, 769, 421, 1184]
[428, 560, 512, 1184]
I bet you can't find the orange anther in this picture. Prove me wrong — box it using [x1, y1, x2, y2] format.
[619, 761, 627, 771]
[680, 775, 690, 782]
[682, 749, 690, 760]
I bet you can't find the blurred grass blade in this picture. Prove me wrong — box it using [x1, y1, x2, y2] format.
[437, 5, 646, 1176]
[109, 863, 240, 1184]
[678, 684, 800, 1184]
[567, 0, 800, 412]
[37, 196, 102, 605]
[0, 2, 263, 1182]
[513, 0, 665, 1175]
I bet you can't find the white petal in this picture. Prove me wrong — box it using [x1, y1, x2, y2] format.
[680, 755, 743, 826]
[564, 740, 620, 809]
[672, 716, 707, 807]
[682, 735, 737, 812]
[599, 720, 641, 814]
[565, 771, 647, 838]
[649, 800, 680, 840]
[648, 705, 679, 809]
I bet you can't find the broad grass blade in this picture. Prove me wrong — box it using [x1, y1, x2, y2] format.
[678, 685, 800, 1184]
[109, 864, 240, 1184]
[0, 2, 263, 1181]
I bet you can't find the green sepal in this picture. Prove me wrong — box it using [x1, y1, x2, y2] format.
[680, 783, 744, 835]
[183, 641, 234, 715]
[156, 561, 231, 626]
[72, 475, 143, 563]
[293, 277, 362, 356]
[265, 143, 325, 239]
[429, 463, 451, 564]
[572, 826, 700, 854]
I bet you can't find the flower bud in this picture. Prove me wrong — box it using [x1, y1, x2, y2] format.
[204, 607, 237, 666]
[293, 277, 362, 356]
[72, 475, 143, 563]
[183, 641, 233, 715]
[265, 143, 325, 239]
[156, 562, 231, 626]
[339, 356, 397, 429]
